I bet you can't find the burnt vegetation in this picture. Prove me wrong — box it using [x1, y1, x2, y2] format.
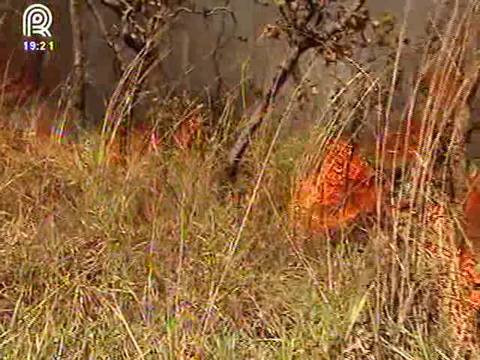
[0, 0, 480, 358]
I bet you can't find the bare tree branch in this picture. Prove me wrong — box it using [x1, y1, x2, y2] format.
[227, 45, 305, 179]
[99, 0, 124, 17]
[226, 0, 370, 182]
[86, 0, 127, 71]
[173, 6, 237, 23]
[95, 0, 236, 56]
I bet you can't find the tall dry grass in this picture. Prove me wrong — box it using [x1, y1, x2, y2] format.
[292, 0, 480, 358]
[0, 1, 479, 359]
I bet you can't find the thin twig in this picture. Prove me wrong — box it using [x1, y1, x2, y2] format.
[173, 6, 237, 23]
[86, 0, 127, 71]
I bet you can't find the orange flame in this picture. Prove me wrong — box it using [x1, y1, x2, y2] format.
[294, 139, 378, 232]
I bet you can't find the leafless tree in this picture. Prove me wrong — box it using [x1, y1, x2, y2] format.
[68, 0, 87, 126]
[86, 0, 235, 74]
[225, 0, 371, 182]
[84, 0, 235, 154]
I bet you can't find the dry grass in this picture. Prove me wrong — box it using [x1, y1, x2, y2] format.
[0, 1, 480, 359]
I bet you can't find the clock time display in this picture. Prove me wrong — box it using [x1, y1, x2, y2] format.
[23, 40, 56, 52]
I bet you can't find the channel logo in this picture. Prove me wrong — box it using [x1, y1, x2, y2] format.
[22, 3, 53, 38]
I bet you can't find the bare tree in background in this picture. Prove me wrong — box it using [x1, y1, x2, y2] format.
[86, 0, 235, 78]
[84, 0, 235, 156]
[225, 0, 371, 182]
[68, 0, 87, 126]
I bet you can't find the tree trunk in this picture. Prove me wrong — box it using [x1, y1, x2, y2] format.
[69, 0, 86, 126]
